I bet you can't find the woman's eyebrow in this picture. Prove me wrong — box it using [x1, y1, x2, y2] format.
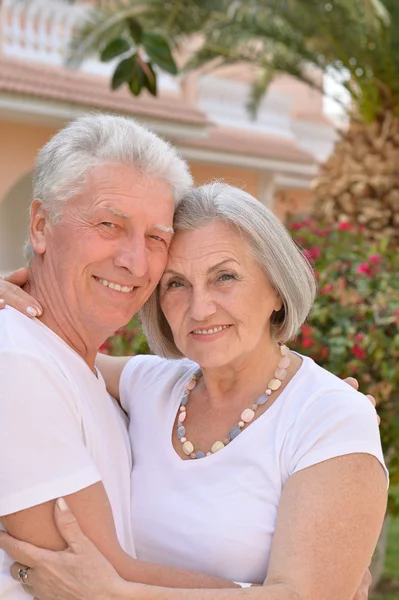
[207, 258, 239, 274]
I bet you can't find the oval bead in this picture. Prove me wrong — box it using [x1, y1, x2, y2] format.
[178, 411, 186, 423]
[229, 426, 242, 440]
[239, 420, 245, 428]
[268, 378, 282, 391]
[195, 450, 206, 459]
[211, 441, 225, 453]
[180, 437, 187, 443]
[177, 426, 186, 439]
[274, 367, 287, 380]
[181, 395, 189, 406]
[278, 356, 290, 369]
[256, 394, 268, 405]
[251, 403, 258, 411]
[185, 379, 196, 391]
[182, 440, 194, 455]
[241, 408, 255, 423]
[280, 345, 289, 356]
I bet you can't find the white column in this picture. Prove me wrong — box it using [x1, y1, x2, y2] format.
[257, 172, 276, 208]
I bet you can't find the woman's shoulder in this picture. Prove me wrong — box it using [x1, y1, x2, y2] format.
[119, 354, 198, 411]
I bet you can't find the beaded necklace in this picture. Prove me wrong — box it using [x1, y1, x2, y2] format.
[176, 344, 291, 459]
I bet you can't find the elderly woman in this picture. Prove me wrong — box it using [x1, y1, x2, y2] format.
[0, 183, 387, 600]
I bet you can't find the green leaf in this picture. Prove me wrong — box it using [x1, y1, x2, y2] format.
[111, 57, 134, 90]
[129, 58, 145, 96]
[142, 32, 178, 75]
[141, 61, 157, 96]
[100, 37, 130, 62]
[127, 18, 143, 45]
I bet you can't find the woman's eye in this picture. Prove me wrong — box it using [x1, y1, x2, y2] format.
[166, 280, 184, 289]
[218, 272, 237, 282]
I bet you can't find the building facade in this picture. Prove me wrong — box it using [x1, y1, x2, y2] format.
[0, 0, 337, 274]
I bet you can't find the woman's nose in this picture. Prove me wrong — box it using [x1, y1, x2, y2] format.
[189, 289, 217, 322]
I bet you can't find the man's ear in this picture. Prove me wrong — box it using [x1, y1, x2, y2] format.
[29, 200, 49, 255]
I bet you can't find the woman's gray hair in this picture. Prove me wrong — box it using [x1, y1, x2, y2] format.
[25, 113, 193, 258]
[140, 182, 316, 357]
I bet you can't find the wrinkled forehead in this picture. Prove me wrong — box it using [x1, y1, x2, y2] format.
[165, 223, 253, 274]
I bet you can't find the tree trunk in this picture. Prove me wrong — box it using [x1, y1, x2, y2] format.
[370, 514, 390, 591]
[312, 111, 399, 247]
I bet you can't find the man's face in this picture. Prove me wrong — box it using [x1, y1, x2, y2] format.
[35, 164, 175, 338]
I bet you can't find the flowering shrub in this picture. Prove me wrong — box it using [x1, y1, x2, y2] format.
[100, 316, 149, 356]
[289, 218, 399, 512]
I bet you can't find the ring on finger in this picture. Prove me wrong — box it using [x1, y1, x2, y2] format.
[17, 567, 30, 584]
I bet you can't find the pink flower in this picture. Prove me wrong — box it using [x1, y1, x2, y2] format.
[356, 262, 372, 277]
[369, 254, 381, 263]
[303, 338, 315, 348]
[320, 284, 333, 294]
[338, 221, 353, 231]
[355, 333, 364, 342]
[291, 222, 303, 231]
[304, 246, 321, 261]
[352, 344, 366, 360]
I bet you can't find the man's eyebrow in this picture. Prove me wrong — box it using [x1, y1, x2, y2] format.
[104, 207, 129, 219]
[155, 224, 174, 236]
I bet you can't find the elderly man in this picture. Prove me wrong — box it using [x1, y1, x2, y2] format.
[0, 114, 239, 599]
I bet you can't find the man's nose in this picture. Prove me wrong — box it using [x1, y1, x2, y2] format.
[189, 288, 217, 322]
[114, 237, 148, 279]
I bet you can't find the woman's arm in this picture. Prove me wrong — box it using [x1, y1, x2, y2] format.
[114, 453, 387, 600]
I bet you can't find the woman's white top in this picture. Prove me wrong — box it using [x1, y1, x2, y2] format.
[120, 354, 387, 584]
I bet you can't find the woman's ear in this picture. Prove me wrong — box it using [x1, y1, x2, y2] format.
[29, 200, 48, 255]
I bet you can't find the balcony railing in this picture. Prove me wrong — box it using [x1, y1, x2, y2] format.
[1, 0, 89, 65]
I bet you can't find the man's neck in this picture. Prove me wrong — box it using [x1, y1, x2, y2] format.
[24, 266, 103, 370]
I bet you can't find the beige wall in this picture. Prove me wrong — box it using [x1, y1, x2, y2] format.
[0, 120, 58, 201]
[0, 119, 314, 273]
[190, 163, 261, 198]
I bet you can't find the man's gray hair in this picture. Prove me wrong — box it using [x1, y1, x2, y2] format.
[139, 182, 316, 357]
[25, 113, 193, 258]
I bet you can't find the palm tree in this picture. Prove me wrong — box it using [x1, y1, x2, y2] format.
[67, 0, 399, 244]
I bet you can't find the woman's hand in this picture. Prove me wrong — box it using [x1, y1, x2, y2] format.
[0, 268, 42, 317]
[0, 499, 127, 600]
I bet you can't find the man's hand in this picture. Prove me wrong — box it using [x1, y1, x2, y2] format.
[352, 569, 372, 600]
[2, 499, 124, 600]
[0, 267, 42, 317]
[344, 377, 380, 424]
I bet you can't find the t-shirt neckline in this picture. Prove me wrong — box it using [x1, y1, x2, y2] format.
[166, 353, 311, 467]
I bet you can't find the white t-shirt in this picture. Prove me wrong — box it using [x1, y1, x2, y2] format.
[0, 307, 135, 599]
[120, 354, 387, 584]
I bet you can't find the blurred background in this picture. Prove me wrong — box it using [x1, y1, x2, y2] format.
[0, 1, 398, 596]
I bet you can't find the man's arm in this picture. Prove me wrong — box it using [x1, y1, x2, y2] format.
[3, 482, 237, 589]
[95, 354, 130, 401]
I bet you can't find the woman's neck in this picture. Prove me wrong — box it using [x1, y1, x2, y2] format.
[199, 340, 284, 409]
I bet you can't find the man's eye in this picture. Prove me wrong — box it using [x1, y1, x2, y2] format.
[149, 235, 164, 242]
[100, 221, 116, 228]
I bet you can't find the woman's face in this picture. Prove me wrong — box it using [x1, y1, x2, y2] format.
[159, 221, 283, 369]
